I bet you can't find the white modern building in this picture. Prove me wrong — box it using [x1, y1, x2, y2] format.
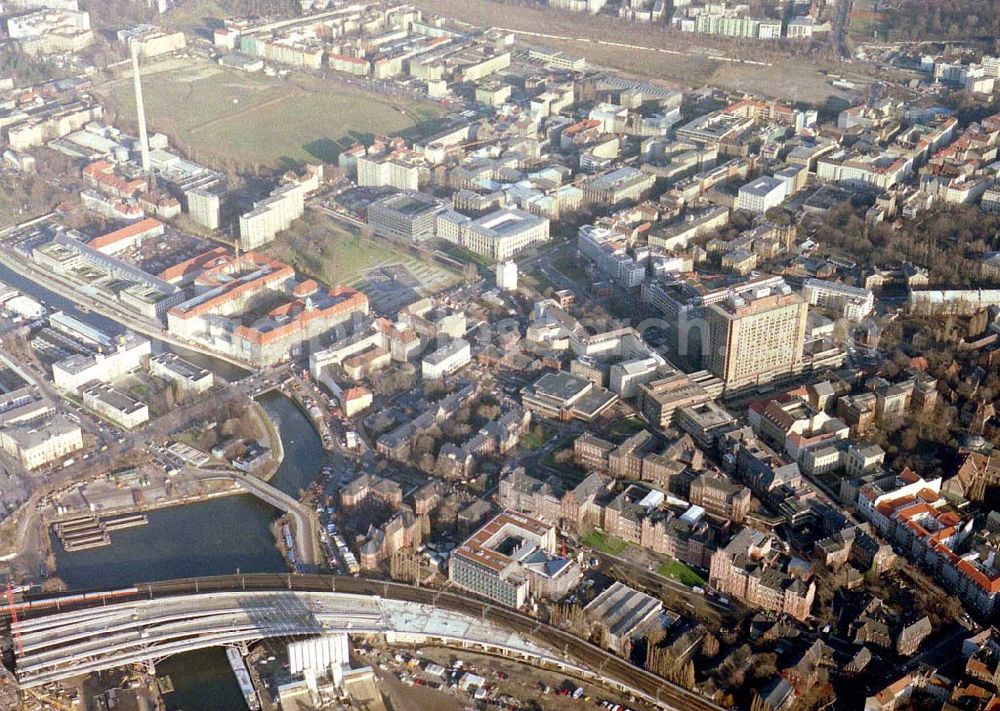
[609, 357, 662, 398]
[421, 338, 472, 379]
[462, 209, 550, 262]
[52, 333, 151, 392]
[736, 176, 787, 214]
[803, 279, 875, 321]
[496, 260, 518, 291]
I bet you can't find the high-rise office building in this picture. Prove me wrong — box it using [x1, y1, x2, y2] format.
[703, 280, 807, 392]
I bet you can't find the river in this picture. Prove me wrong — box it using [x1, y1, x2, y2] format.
[51, 393, 324, 588]
[48, 392, 325, 710]
[2, 251, 324, 590]
[1, 256, 328, 708]
[157, 648, 249, 711]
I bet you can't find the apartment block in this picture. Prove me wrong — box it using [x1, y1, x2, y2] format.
[709, 528, 815, 621]
[583, 167, 655, 206]
[803, 278, 875, 321]
[239, 179, 311, 250]
[688, 470, 751, 523]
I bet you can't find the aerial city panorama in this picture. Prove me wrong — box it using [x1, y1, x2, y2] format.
[0, 0, 999, 708]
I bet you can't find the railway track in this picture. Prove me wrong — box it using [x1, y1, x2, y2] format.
[9, 574, 724, 711]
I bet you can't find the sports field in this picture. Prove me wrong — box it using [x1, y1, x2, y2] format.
[99, 58, 446, 168]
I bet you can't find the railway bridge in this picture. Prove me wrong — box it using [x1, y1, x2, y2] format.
[5, 574, 725, 711]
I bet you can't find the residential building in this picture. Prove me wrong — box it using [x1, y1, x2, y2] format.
[709, 528, 816, 621]
[340, 473, 404, 510]
[583, 167, 655, 206]
[357, 149, 428, 191]
[577, 225, 648, 289]
[186, 188, 223, 230]
[857, 469, 1000, 616]
[116, 25, 186, 57]
[803, 279, 875, 321]
[239, 174, 315, 249]
[688, 471, 751, 523]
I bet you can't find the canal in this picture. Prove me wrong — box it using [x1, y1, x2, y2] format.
[51, 392, 325, 588]
[157, 648, 249, 711]
[0, 256, 330, 708]
[48, 391, 326, 710]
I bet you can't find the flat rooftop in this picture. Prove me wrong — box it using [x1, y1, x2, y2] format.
[150, 352, 211, 381]
[83, 384, 145, 414]
[454, 511, 551, 574]
[375, 192, 444, 217]
[529, 371, 591, 403]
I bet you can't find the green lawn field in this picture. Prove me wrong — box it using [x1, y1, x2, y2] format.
[267, 222, 410, 286]
[265, 214, 458, 294]
[582, 530, 629, 556]
[100, 58, 445, 168]
[658, 560, 707, 587]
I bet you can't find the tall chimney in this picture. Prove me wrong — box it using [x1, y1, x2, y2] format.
[130, 39, 151, 174]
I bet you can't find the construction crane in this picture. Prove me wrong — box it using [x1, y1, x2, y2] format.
[5, 582, 22, 657]
[194, 232, 243, 271]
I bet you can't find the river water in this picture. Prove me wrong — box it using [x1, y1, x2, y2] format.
[48, 392, 325, 710]
[0, 256, 328, 709]
[157, 648, 249, 711]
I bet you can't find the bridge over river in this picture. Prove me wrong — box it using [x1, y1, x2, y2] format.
[5, 574, 725, 711]
[196, 469, 321, 570]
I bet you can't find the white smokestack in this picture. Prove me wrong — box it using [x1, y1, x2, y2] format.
[130, 39, 151, 174]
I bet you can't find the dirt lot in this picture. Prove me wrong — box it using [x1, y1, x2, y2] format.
[370, 644, 658, 711]
[414, 0, 850, 105]
[375, 670, 469, 711]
